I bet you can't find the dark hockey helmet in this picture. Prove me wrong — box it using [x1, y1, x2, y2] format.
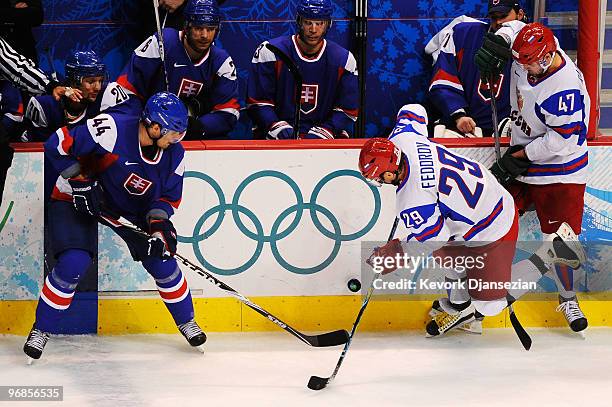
[511, 23, 556, 65]
[297, 0, 333, 20]
[184, 0, 221, 28]
[142, 92, 188, 142]
[296, 0, 333, 32]
[64, 50, 106, 85]
[359, 138, 402, 187]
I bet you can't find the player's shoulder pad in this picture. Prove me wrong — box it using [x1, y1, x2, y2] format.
[86, 113, 119, 153]
[100, 82, 133, 112]
[134, 33, 161, 59]
[171, 147, 186, 176]
[426, 16, 485, 57]
[213, 49, 237, 81]
[539, 89, 585, 117]
[25, 96, 52, 127]
[344, 50, 357, 74]
[252, 40, 277, 64]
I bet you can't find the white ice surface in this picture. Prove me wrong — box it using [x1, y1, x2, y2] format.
[1, 328, 611, 407]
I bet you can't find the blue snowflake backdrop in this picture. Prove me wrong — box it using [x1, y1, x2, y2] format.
[33, 0, 577, 138]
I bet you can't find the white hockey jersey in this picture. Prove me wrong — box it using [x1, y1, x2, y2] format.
[498, 22, 590, 184]
[389, 105, 516, 245]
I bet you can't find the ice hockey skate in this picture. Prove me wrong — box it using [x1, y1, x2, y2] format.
[536, 222, 586, 270]
[429, 299, 483, 334]
[426, 298, 476, 337]
[556, 296, 588, 338]
[23, 327, 50, 365]
[178, 320, 207, 353]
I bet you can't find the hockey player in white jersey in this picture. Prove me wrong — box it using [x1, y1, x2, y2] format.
[359, 104, 586, 337]
[475, 22, 590, 334]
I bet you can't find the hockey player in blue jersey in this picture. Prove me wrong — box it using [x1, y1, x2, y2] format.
[247, 0, 358, 139]
[114, 0, 239, 140]
[425, 0, 526, 137]
[23, 50, 108, 142]
[23, 92, 207, 362]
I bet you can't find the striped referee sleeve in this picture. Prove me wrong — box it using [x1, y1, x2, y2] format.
[0, 35, 50, 95]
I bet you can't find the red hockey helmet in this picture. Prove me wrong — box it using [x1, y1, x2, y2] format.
[359, 138, 401, 186]
[511, 23, 556, 65]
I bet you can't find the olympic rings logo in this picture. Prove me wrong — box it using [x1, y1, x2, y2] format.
[179, 170, 381, 275]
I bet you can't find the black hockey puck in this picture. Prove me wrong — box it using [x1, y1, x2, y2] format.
[347, 278, 361, 292]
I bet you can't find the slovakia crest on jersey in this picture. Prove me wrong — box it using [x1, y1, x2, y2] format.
[178, 78, 204, 98]
[300, 84, 318, 114]
[124, 173, 153, 196]
[477, 75, 504, 102]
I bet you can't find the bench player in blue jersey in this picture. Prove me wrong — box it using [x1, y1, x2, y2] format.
[425, 0, 526, 138]
[23, 50, 108, 142]
[359, 104, 585, 337]
[23, 92, 207, 363]
[247, 0, 358, 139]
[113, 0, 239, 140]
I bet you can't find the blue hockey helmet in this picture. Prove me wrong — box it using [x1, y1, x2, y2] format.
[184, 0, 222, 27]
[142, 92, 188, 141]
[297, 0, 333, 21]
[64, 50, 106, 85]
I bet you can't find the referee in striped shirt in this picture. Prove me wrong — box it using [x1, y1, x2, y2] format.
[0, 34, 84, 100]
[1, 34, 56, 96]
[1, 35, 82, 205]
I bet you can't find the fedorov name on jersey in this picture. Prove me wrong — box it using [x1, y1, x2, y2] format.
[373, 278, 537, 292]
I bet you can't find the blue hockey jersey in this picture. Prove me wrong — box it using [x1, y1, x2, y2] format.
[426, 17, 511, 132]
[0, 80, 23, 135]
[116, 28, 240, 138]
[247, 35, 358, 138]
[44, 108, 184, 222]
[23, 86, 107, 142]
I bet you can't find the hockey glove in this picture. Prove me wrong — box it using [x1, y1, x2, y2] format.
[267, 121, 294, 140]
[366, 238, 404, 275]
[489, 145, 531, 187]
[149, 218, 177, 258]
[305, 126, 335, 140]
[181, 96, 202, 118]
[475, 33, 511, 80]
[186, 116, 205, 140]
[68, 178, 103, 217]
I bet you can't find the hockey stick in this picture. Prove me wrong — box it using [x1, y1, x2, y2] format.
[488, 73, 502, 161]
[265, 43, 303, 138]
[354, 0, 367, 138]
[99, 213, 349, 348]
[308, 217, 399, 390]
[489, 73, 532, 351]
[506, 296, 532, 350]
[153, 0, 170, 91]
[43, 48, 58, 82]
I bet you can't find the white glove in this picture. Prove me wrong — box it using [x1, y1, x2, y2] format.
[306, 126, 335, 139]
[267, 121, 294, 139]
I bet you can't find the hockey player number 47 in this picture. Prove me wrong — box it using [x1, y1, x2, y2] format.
[558, 93, 575, 113]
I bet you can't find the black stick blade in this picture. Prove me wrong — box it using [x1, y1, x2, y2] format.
[307, 376, 329, 391]
[312, 330, 349, 347]
[509, 312, 532, 351]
